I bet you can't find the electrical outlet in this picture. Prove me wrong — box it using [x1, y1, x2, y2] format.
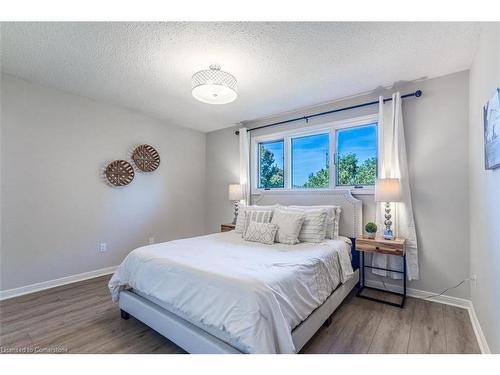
[148, 237, 155, 245]
[471, 274, 477, 287]
[99, 242, 107, 253]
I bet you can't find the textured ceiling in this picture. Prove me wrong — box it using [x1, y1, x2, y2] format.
[1, 22, 480, 132]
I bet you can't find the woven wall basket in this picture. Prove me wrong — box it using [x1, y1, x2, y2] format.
[131, 144, 160, 172]
[104, 160, 135, 186]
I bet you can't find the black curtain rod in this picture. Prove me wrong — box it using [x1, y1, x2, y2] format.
[234, 90, 422, 135]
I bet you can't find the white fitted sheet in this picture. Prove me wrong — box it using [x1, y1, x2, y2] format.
[109, 231, 353, 353]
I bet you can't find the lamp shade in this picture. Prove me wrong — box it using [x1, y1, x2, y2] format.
[375, 178, 402, 202]
[228, 184, 244, 201]
[192, 64, 237, 105]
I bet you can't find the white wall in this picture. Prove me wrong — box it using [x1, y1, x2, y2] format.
[205, 125, 240, 233]
[205, 71, 471, 299]
[0, 74, 206, 291]
[468, 23, 500, 353]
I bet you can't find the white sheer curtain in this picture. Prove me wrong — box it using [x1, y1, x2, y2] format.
[373, 92, 419, 280]
[238, 127, 251, 205]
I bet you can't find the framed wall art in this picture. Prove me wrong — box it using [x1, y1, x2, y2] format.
[484, 88, 500, 170]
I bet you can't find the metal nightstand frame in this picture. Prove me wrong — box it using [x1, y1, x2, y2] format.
[356, 250, 407, 308]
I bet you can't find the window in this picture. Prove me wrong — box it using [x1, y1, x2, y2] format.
[258, 140, 284, 189]
[291, 133, 329, 188]
[335, 123, 377, 186]
[253, 116, 378, 191]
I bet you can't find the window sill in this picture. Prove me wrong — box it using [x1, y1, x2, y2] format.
[251, 188, 374, 196]
[349, 189, 375, 196]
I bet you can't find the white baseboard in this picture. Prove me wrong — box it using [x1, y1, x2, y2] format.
[467, 301, 492, 354]
[0, 265, 117, 301]
[364, 279, 470, 308]
[364, 280, 490, 353]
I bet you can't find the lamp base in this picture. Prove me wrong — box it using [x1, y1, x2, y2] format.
[231, 201, 239, 225]
[383, 229, 394, 240]
[383, 202, 394, 240]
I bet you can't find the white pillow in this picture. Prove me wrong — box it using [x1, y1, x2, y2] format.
[287, 208, 328, 243]
[242, 210, 273, 235]
[270, 208, 305, 245]
[288, 205, 341, 239]
[243, 222, 278, 245]
[235, 205, 276, 234]
[333, 207, 342, 238]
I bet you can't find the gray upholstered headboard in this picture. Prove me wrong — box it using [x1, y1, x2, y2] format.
[251, 190, 363, 238]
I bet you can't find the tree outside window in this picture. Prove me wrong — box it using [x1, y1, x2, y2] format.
[258, 141, 284, 188]
[256, 122, 377, 189]
[336, 124, 377, 186]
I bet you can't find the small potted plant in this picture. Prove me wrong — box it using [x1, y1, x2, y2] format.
[365, 222, 377, 239]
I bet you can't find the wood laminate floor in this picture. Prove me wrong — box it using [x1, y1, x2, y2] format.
[0, 275, 480, 354]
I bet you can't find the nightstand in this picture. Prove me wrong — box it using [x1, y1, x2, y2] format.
[221, 223, 236, 232]
[356, 237, 407, 308]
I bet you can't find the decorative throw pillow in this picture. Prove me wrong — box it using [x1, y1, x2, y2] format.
[333, 207, 342, 238]
[287, 208, 328, 243]
[325, 218, 335, 239]
[289, 205, 341, 239]
[270, 208, 305, 245]
[242, 210, 273, 235]
[243, 222, 278, 245]
[235, 205, 275, 234]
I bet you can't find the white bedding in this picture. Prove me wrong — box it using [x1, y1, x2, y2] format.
[109, 231, 354, 354]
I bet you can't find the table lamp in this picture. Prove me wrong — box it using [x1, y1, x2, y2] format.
[375, 178, 402, 240]
[228, 184, 244, 225]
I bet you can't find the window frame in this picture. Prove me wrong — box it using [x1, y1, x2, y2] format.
[251, 114, 378, 194]
[257, 139, 286, 190]
[334, 122, 379, 188]
[290, 132, 330, 189]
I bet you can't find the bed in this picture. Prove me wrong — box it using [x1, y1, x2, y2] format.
[109, 190, 362, 354]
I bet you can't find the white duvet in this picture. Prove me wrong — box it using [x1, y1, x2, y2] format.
[109, 232, 353, 354]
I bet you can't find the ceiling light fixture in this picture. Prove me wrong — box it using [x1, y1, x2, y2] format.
[191, 64, 237, 105]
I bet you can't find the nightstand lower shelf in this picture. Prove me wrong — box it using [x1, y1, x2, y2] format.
[357, 251, 407, 308]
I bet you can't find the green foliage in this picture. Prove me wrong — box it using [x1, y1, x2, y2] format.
[302, 168, 329, 188]
[259, 147, 376, 189]
[337, 153, 359, 185]
[365, 222, 378, 233]
[337, 153, 376, 186]
[259, 144, 284, 188]
[302, 158, 329, 188]
[357, 157, 377, 185]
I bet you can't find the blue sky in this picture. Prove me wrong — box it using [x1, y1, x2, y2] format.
[337, 123, 377, 163]
[260, 123, 377, 187]
[292, 133, 329, 186]
[262, 140, 284, 167]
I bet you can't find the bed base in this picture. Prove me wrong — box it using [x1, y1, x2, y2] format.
[119, 289, 241, 354]
[291, 269, 358, 351]
[118, 269, 359, 354]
